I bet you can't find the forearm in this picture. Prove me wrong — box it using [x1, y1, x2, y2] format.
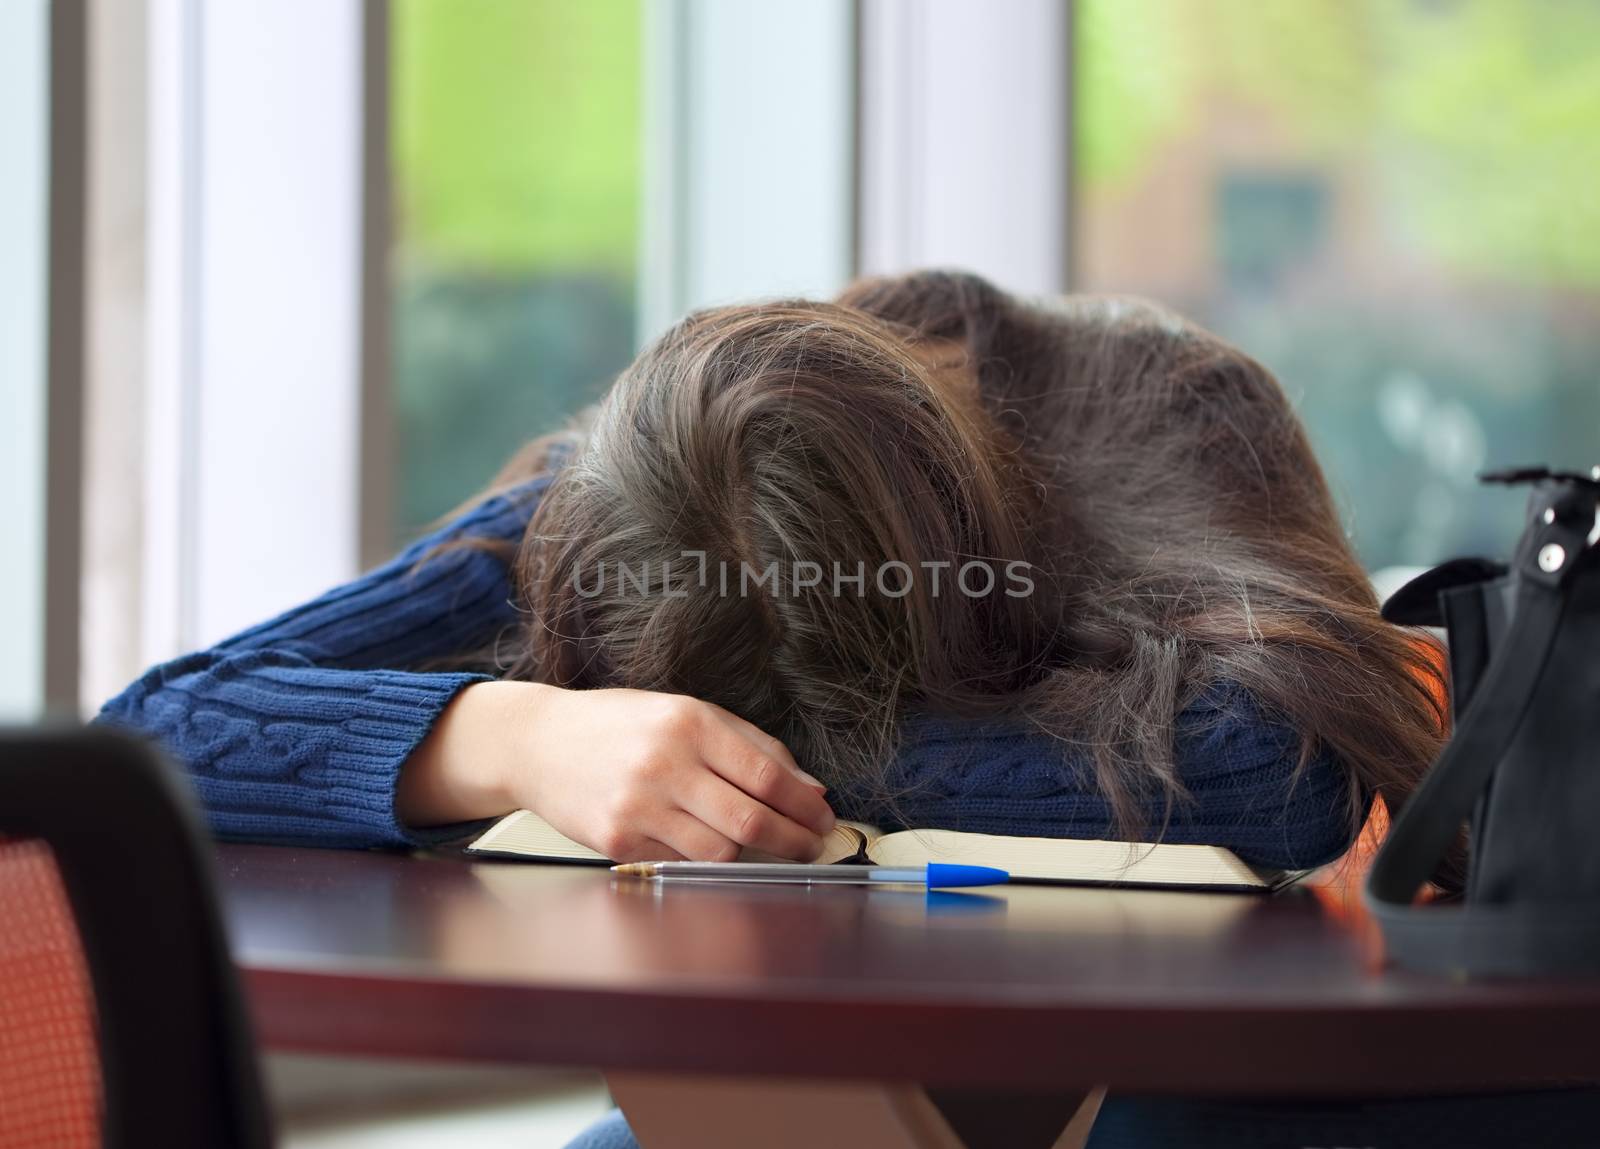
[396, 681, 550, 827]
[95, 649, 492, 848]
[93, 477, 556, 850]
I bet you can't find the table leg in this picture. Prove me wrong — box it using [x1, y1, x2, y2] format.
[928, 1085, 1106, 1149]
[606, 1074, 1105, 1149]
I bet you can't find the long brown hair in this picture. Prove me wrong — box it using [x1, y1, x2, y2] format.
[490, 272, 1447, 857]
[837, 271, 1448, 839]
[505, 302, 1053, 786]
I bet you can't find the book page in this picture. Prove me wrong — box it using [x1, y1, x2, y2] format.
[468, 810, 607, 862]
[813, 821, 880, 864]
[871, 827, 1272, 889]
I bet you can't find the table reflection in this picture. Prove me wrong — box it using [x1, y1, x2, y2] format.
[219, 844, 1377, 1001]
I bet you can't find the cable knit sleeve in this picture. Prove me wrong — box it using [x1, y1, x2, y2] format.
[94, 478, 551, 849]
[840, 684, 1362, 871]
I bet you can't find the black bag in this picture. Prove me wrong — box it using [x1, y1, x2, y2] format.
[1368, 466, 1600, 976]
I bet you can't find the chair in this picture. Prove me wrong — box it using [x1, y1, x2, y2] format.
[0, 727, 273, 1148]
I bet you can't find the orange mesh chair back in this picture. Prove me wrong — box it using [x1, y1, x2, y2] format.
[0, 730, 272, 1148]
[0, 838, 100, 1147]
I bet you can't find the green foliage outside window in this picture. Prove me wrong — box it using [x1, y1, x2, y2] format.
[390, 0, 642, 542]
[1076, 0, 1600, 570]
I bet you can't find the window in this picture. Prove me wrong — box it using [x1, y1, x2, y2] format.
[62, 0, 855, 709]
[389, 0, 643, 543]
[388, 0, 857, 544]
[1073, 0, 1600, 572]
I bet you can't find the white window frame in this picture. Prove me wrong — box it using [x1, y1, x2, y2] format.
[857, 0, 1071, 297]
[0, 0, 52, 719]
[640, 0, 857, 342]
[141, 0, 366, 666]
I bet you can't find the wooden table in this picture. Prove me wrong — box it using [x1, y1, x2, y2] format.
[217, 844, 1600, 1149]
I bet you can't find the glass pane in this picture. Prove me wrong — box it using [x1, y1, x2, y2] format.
[391, 0, 642, 542]
[0, 0, 49, 718]
[1073, 0, 1600, 572]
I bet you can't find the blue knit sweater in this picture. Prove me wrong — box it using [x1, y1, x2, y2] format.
[96, 474, 1359, 869]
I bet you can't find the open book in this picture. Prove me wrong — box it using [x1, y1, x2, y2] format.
[465, 810, 1299, 892]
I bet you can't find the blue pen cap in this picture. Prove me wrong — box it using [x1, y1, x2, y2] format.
[925, 863, 1010, 889]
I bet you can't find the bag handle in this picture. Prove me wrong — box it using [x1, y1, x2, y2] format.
[1365, 487, 1597, 975]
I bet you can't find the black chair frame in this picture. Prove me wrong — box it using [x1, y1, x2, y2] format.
[1, 727, 273, 1148]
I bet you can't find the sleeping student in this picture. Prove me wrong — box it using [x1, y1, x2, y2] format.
[98, 270, 1467, 1147]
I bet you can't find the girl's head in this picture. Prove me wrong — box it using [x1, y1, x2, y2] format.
[511, 270, 1446, 854]
[511, 301, 1053, 785]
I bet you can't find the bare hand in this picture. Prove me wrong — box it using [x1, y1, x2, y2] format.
[398, 682, 835, 862]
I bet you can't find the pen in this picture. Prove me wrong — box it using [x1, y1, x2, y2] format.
[610, 861, 1010, 889]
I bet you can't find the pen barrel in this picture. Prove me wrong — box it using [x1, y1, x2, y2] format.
[609, 861, 1009, 888]
[863, 868, 927, 884]
[627, 862, 923, 884]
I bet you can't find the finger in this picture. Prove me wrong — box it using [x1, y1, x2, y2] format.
[681, 772, 826, 862]
[708, 707, 824, 792]
[656, 810, 741, 863]
[698, 720, 836, 836]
